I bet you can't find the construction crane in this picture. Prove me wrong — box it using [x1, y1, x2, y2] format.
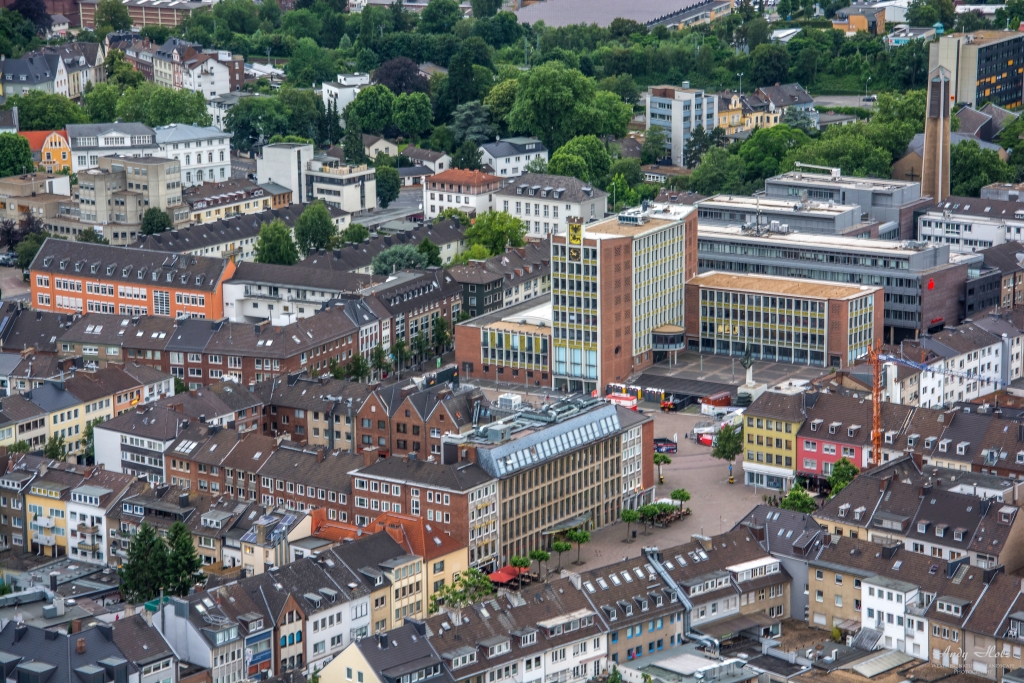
[868, 342, 1009, 466]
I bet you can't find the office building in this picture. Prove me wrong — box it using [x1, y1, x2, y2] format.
[321, 73, 370, 120]
[684, 272, 883, 367]
[695, 194, 882, 237]
[697, 223, 970, 341]
[918, 196, 1024, 254]
[931, 31, 1024, 109]
[646, 83, 718, 166]
[454, 298, 553, 387]
[494, 173, 608, 236]
[551, 203, 696, 395]
[764, 169, 928, 240]
[0, 172, 72, 226]
[258, 142, 376, 214]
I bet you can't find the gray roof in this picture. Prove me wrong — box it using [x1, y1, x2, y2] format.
[229, 261, 380, 291]
[0, 620, 136, 683]
[164, 318, 223, 353]
[480, 137, 548, 158]
[0, 353, 24, 377]
[448, 241, 550, 285]
[495, 173, 607, 203]
[357, 623, 450, 683]
[154, 123, 227, 144]
[130, 205, 323, 254]
[66, 123, 157, 150]
[0, 54, 62, 86]
[401, 146, 448, 163]
[299, 219, 467, 273]
[30, 239, 232, 293]
[515, 0, 713, 27]
[110, 614, 175, 667]
[353, 456, 493, 492]
[0, 107, 18, 131]
[25, 382, 84, 413]
[907, 132, 1004, 157]
[755, 83, 814, 108]
[95, 404, 183, 441]
[0, 303, 71, 354]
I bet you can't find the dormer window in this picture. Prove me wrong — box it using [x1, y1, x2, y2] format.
[829, 421, 841, 435]
[957, 442, 970, 455]
[811, 419, 822, 432]
[521, 632, 536, 646]
[936, 525, 947, 538]
[907, 434, 919, 447]
[839, 503, 851, 518]
[925, 437, 936, 449]
[917, 521, 929, 533]
[486, 641, 510, 657]
[938, 438, 951, 453]
[853, 506, 866, 521]
[884, 430, 896, 444]
[953, 529, 965, 542]
[849, 425, 861, 437]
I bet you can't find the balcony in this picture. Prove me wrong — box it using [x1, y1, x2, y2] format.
[35, 532, 56, 546]
[77, 522, 99, 534]
[34, 516, 55, 529]
[78, 538, 100, 552]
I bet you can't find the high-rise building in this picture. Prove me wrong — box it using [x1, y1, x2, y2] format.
[550, 203, 697, 394]
[922, 66, 952, 204]
[646, 83, 718, 167]
[930, 32, 1024, 109]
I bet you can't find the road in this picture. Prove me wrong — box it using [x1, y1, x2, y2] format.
[360, 187, 423, 228]
[0, 261, 29, 301]
[813, 95, 874, 110]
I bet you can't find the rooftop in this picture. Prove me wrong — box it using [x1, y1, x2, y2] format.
[689, 271, 880, 300]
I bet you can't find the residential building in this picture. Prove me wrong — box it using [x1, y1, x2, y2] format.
[182, 52, 242, 100]
[29, 238, 236, 319]
[66, 122, 158, 173]
[0, 108, 18, 134]
[298, 219, 467, 274]
[550, 204, 697, 394]
[919, 196, 1024, 254]
[254, 372, 371, 450]
[179, 180, 293, 227]
[423, 169, 503, 220]
[0, 621, 154, 683]
[18, 130, 71, 173]
[362, 135, 397, 159]
[24, 460, 86, 556]
[448, 241, 551, 316]
[207, 91, 256, 130]
[155, 124, 231, 187]
[750, 83, 818, 127]
[401, 146, 450, 174]
[683, 272, 883, 368]
[0, 452, 37, 550]
[112, 614, 180, 683]
[319, 622, 444, 683]
[153, 38, 200, 90]
[931, 31, 1024, 109]
[494, 173, 608, 236]
[321, 73, 370, 122]
[716, 92, 746, 135]
[697, 224, 968, 343]
[66, 468, 138, 565]
[478, 137, 549, 178]
[258, 143, 377, 214]
[0, 53, 68, 98]
[902, 321, 1004, 407]
[646, 83, 719, 166]
[108, 33, 158, 80]
[832, 3, 886, 33]
[38, 43, 106, 100]
[454, 299, 552, 388]
[741, 389, 809, 491]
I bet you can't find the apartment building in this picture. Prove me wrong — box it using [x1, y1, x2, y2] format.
[903, 322, 1004, 408]
[182, 51, 244, 100]
[833, 3, 886, 33]
[919, 197, 1024, 254]
[179, 179, 293, 226]
[94, 404, 183, 483]
[0, 53, 68, 98]
[402, 146, 450, 173]
[30, 239, 236, 319]
[697, 223, 969, 343]
[155, 123, 231, 187]
[646, 83, 718, 166]
[931, 31, 1024, 109]
[684, 272, 883, 368]
[67, 122, 158, 173]
[321, 73, 370, 121]
[153, 38, 200, 90]
[550, 204, 697, 394]
[66, 468, 137, 565]
[257, 142, 377, 215]
[24, 460, 86, 557]
[742, 390, 808, 492]
[454, 298, 552, 388]
[494, 173, 608, 236]
[254, 374, 368, 450]
[449, 241, 550, 316]
[423, 169, 503, 220]
[320, 623, 444, 683]
[478, 137, 548, 178]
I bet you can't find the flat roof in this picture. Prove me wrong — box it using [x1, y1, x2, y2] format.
[514, 0, 715, 27]
[944, 30, 1024, 46]
[580, 205, 695, 240]
[690, 271, 881, 300]
[697, 224, 942, 255]
[769, 171, 920, 191]
[698, 195, 858, 216]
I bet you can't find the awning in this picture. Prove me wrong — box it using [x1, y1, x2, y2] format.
[693, 612, 778, 640]
[542, 512, 591, 535]
[488, 565, 529, 583]
[851, 650, 915, 678]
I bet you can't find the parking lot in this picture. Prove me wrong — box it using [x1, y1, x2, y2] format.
[0, 255, 28, 301]
[642, 350, 834, 390]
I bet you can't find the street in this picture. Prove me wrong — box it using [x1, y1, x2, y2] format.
[642, 350, 834, 389]
[813, 95, 874, 110]
[360, 187, 423, 228]
[0, 262, 29, 301]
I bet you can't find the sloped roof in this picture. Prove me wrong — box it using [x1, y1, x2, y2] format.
[18, 130, 66, 152]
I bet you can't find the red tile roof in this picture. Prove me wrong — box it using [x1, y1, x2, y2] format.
[431, 168, 502, 186]
[18, 130, 66, 152]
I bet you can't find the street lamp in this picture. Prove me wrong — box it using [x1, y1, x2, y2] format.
[737, 72, 744, 94]
[865, 76, 872, 100]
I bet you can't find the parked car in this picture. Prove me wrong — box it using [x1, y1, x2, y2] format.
[0, 253, 16, 267]
[654, 438, 678, 454]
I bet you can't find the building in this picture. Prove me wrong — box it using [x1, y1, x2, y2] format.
[550, 204, 697, 394]
[207, 91, 256, 130]
[112, 614, 180, 683]
[494, 173, 608, 236]
[18, 130, 71, 174]
[696, 194, 880, 238]
[0, 53, 68, 98]
[684, 272, 883, 368]
[362, 135, 396, 159]
[903, 321, 1004, 407]
[154, 123, 231, 187]
[885, 24, 937, 46]
[741, 389, 809, 491]
[423, 169, 503, 221]
[893, 131, 1004, 187]
[931, 31, 1024, 109]
[924, 67, 954, 207]
[696, 224, 967, 342]
[258, 143, 377, 215]
[478, 137, 548, 178]
[254, 373, 370, 450]
[448, 241, 551, 316]
[319, 623, 444, 683]
[0, 172, 72, 226]
[401, 146, 450, 174]
[918, 196, 1024, 253]
[646, 83, 719, 167]
[80, 0, 209, 28]
[751, 83, 818, 127]
[29, 238, 236, 319]
[454, 299, 552, 388]
[321, 73, 370, 121]
[153, 38, 200, 90]
[66, 468, 138, 565]
[299, 219, 465, 274]
[66, 122, 158, 173]
[832, 3, 886, 33]
[0, 108, 18, 134]
[179, 179, 292, 227]
[182, 51, 244, 100]
[716, 92, 746, 135]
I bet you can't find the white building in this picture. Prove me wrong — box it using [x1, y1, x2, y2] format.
[260, 143, 377, 214]
[423, 168, 503, 221]
[182, 54, 231, 100]
[93, 405, 180, 484]
[646, 82, 718, 167]
[918, 197, 1024, 254]
[909, 322, 1002, 409]
[67, 122, 158, 173]
[66, 480, 121, 566]
[494, 173, 608, 236]
[155, 123, 231, 187]
[258, 142, 314, 204]
[207, 92, 255, 131]
[862, 575, 921, 655]
[479, 137, 549, 178]
[322, 73, 370, 119]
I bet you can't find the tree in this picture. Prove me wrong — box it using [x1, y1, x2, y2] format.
[376, 165, 401, 208]
[10, 0, 49, 32]
[484, 79, 518, 135]
[653, 453, 671, 481]
[294, 201, 337, 256]
[94, 0, 130, 30]
[451, 101, 495, 146]
[451, 243, 492, 265]
[346, 353, 372, 382]
[43, 433, 65, 461]
[554, 135, 610, 183]
[76, 229, 109, 246]
[431, 316, 450, 352]
[683, 126, 726, 168]
[15, 231, 47, 269]
[84, 83, 121, 123]
[565, 528, 590, 565]
[428, 125, 456, 154]
[0, 133, 32, 178]
[419, 0, 461, 33]
[551, 540, 572, 571]
[642, 126, 667, 165]
[951, 140, 1015, 196]
[417, 238, 442, 267]
[451, 139, 483, 170]
[341, 223, 370, 243]
[524, 156, 548, 174]
[827, 457, 859, 497]
[620, 508, 640, 542]
[81, 417, 104, 463]
[507, 62, 601, 150]
[350, 85, 396, 135]
[749, 43, 792, 87]
[435, 207, 471, 225]
[509, 554, 530, 589]
[3, 91, 87, 131]
[598, 74, 640, 104]
[711, 424, 743, 463]
[607, 173, 640, 211]
[907, 0, 954, 27]
[116, 83, 212, 128]
[371, 343, 392, 380]
[738, 125, 810, 184]
[593, 90, 632, 139]
[118, 522, 169, 603]
[165, 520, 204, 597]
[372, 244, 428, 274]
[427, 568, 494, 633]
[637, 504, 658, 534]
[528, 549, 550, 581]
[285, 38, 337, 88]
[412, 331, 430, 361]
[141, 208, 173, 236]
[670, 488, 690, 509]
[470, 0, 501, 18]
[609, 158, 643, 187]
[465, 211, 526, 254]
[343, 115, 369, 165]
[779, 484, 818, 513]
[780, 108, 817, 134]
[781, 134, 894, 178]
[373, 57, 429, 94]
[391, 338, 409, 379]
[105, 48, 145, 91]
[254, 219, 299, 265]
[393, 92, 434, 138]
[547, 152, 590, 181]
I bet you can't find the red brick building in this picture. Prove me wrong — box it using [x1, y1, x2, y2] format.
[454, 299, 552, 388]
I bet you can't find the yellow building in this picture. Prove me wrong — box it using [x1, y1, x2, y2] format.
[18, 131, 72, 174]
[25, 462, 85, 557]
[185, 180, 293, 225]
[717, 92, 746, 135]
[742, 390, 807, 492]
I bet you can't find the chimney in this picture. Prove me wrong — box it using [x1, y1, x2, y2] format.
[76, 638, 86, 654]
[49, 571, 58, 591]
[921, 483, 932, 497]
[378, 633, 388, 649]
[179, 493, 190, 507]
